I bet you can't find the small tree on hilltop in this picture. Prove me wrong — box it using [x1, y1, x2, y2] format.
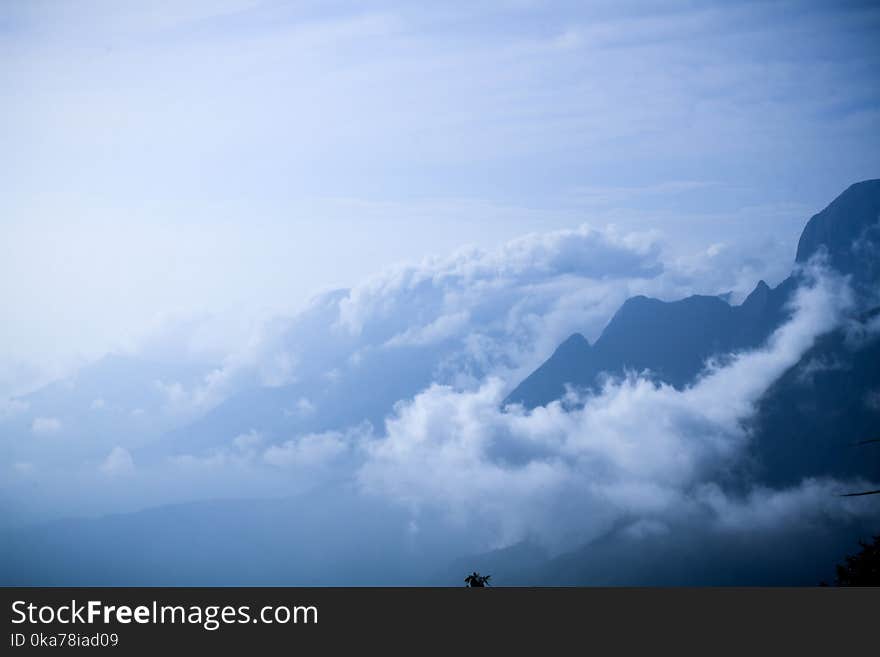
[464, 572, 491, 587]
[835, 535, 880, 586]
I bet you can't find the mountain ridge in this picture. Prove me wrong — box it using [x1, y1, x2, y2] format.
[505, 179, 880, 409]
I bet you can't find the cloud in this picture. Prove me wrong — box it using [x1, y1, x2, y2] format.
[129, 222, 678, 425]
[284, 397, 316, 418]
[3, 0, 878, 416]
[384, 312, 471, 348]
[3, 247, 872, 585]
[311, 223, 683, 397]
[146, 303, 339, 417]
[31, 417, 62, 435]
[232, 429, 263, 451]
[99, 446, 134, 476]
[167, 423, 364, 475]
[696, 478, 880, 534]
[358, 264, 865, 551]
[338, 224, 663, 337]
[263, 430, 352, 469]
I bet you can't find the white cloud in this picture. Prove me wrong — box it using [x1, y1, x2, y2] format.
[99, 446, 134, 476]
[384, 312, 471, 348]
[232, 429, 263, 451]
[263, 429, 355, 469]
[337, 224, 663, 337]
[90, 398, 106, 410]
[153, 367, 240, 417]
[285, 397, 316, 418]
[312, 223, 683, 396]
[147, 309, 315, 416]
[31, 417, 62, 435]
[696, 478, 879, 533]
[167, 424, 364, 473]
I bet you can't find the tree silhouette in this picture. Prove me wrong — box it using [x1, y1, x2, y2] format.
[835, 535, 880, 586]
[822, 438, 880, 585]
[464, 572, 491, 587]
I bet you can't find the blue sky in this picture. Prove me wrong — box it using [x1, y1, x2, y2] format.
[2, 0, 879, 394]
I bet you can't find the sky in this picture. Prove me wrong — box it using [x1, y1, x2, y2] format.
[2, 0, 880, 395]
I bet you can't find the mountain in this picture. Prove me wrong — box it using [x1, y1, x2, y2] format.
[795, 179, 880, 295]
[745, 306, 880, 486]
[535, 511, 876, 585]
[144, 336, 451, 460]
[3, 180, 877, 587]
[0, 352, 215, 478]
[506, 179, 880, 409]
[505, 278, 795, 408]
[0, 486, 468, 586]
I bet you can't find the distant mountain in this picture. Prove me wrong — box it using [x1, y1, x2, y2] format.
[0, 487, 460, 586]
[0, 352, 215, 473]
[506, 179, 880, 409]
[144, 336, 449, 460]
[527, 510, 877, 585]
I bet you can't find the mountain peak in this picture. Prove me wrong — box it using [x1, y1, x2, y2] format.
[503, 332, 593, 407]
[556, 332, 590, 353]
[794, 179, 880, 288]
[741, 279, 771, 308]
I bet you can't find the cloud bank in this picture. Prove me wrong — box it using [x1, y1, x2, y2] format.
[1, 228, 876, 581]
[358, 264, 871, 552]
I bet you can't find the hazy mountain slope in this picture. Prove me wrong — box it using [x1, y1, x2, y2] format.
[145, 341, 448, 460]
[0, 488, 464, 586]
[745, 307, 880, 487]
[0, 353, 216, 474]
[528, 514, 877, 586]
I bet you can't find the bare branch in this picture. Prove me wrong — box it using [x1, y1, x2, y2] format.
[840, 489, 880, 497]
[850, 438, 880, 446]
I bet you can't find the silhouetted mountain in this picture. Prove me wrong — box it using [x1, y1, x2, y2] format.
[746, 306, 880, 486]
[504, 332, 593, 407]
[506, 180, 880, 409]
[506, 279, 795, 408]
[525, 513, 879, 585]
[796, 179, 880, 295]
